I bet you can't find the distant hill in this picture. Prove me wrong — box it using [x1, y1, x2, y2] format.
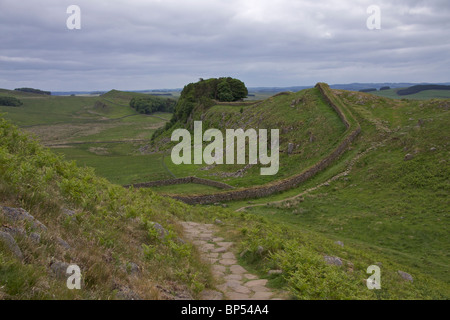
[397, 84, 450, 95]
[15, 88, 51, 95]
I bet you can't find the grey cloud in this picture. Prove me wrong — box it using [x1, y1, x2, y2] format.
[0, 0, 448, 90]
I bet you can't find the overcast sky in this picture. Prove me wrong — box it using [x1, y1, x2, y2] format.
[0, 0, 449, 91]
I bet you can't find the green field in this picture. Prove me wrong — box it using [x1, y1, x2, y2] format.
[0, 89, 174, 185]
[231, 90, 450, 285]
[371, 88, 450, 100]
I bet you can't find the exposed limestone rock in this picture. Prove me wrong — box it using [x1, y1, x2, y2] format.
[0, 231, 23, 260]
[398, 270, 413, 282]
[1, 206, 47, 231]
[335, 241, 344, 247]
[324, 255, 343, 266]
[287, 143, 294, 155]
[49, 260, 70, 279]
[151, 222, 168, 240]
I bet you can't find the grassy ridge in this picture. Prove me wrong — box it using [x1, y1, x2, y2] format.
[1, 85, 448, 300]
[371, 88, 450, 100]
[236, 90, 449, 291]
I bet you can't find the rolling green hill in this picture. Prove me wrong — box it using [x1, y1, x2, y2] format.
[0, 83, 448, 300]
[371, 86, 450, 100]
[0, 89, 174, 185]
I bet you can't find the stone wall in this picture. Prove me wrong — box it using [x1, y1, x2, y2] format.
[125, 176, 234, 190]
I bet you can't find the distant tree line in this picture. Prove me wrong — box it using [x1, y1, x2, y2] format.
[380, 86, 390, 91]
[397, 85, 450, 96]
[0, 96, 23, 107]
[359, 88, 377, 93]
[14, 88, 51, 95]
[129, 96, 176, 114]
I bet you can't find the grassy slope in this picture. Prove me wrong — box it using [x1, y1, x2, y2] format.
[372, 88, 450, 100]
[233, 91, 449, 295]
[1, 87, 448, 300]
[2, 116, 448, 299]
[0, 117, 216, 299]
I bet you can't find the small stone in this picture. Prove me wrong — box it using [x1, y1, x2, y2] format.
[219, 258, 238, 265]
[240, 249, 248, 258]
[251, 292, 273, 300]
[57, 237, 71, 250]
[430, 147, 437, 151]
[212, 265, 226, 273]
[116, 286, 141, 300]
[62, 208, 76, 217]
[222, 252, 236, 259]
[225, 281, 252, 294]
[335, 241, 344, 247]
[127, 262, 140, 275]
[245, 279, 268, 287]
[398, 270, 413, 282]
[200, 290, 223, 300]
[0, 231, 23, 260]
[324, 255, 343, 266]
[217, 242, 233, 249]
[0, 206, 47, 231]
[244, 274, 258, 280]
[404, 153, 414, 161]
[200, 243, 215, 252]
[287, 143, 294, 155]
[29, 233, 41, 243]
[50, 261, 70, 279]
[152, 222, 168, 239]
[224, 274, 242, 281]
[230, 265, 247, 274]
[214, 219, 223, 225]
[227, 292, 251, 300]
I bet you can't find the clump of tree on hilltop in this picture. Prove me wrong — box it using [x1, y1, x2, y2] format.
[14, 88, 51, 95]
[0, 96, 23, 107]
[129, 96, 176, 114]
[152, 77, 247, 141]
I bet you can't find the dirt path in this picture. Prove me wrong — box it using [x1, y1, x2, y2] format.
[180, 221, 282, 300]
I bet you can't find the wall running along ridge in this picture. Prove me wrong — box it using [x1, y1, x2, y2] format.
[130, 83, 361, 205]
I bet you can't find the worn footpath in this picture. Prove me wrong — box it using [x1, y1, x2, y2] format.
[181, 221, 282, 300]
